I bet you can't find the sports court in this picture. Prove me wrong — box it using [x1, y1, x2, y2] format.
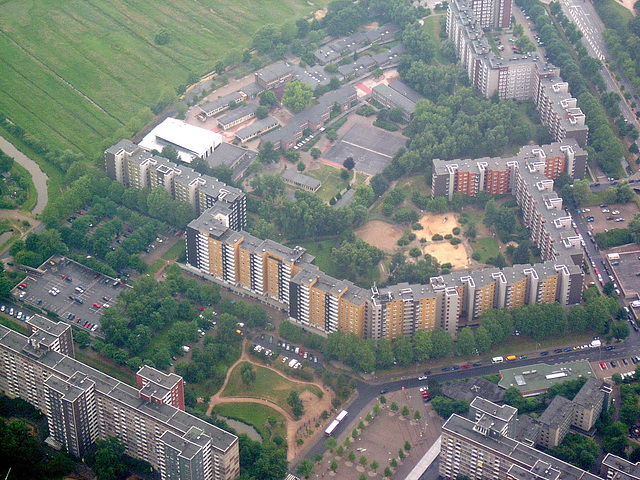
[324, 123, 407, 175]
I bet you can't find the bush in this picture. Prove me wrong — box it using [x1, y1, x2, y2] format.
[409, 247, 422, 257]
[419, 237, 426, 243]
[452, 227, 460, 235]
[444, 234, 453, 240]
[412, 222, 423, 230]
[450, 237, 462, 245]
[397, 237, 410, 246]
[432, 234, 443, 241]
[407, 232, 416, 241]
[472, 252, 481, 260]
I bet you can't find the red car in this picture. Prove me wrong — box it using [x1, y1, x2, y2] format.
[595, 268, 600, 275]
[600, 362, 607, 370]
[17, 283, 27, 290]
[92, 302, 101, 308]
[422, 391, 430, 398]
[461, 364, 471, 369]
[199, 307, 206, 311]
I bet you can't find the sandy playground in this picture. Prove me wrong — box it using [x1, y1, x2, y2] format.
[356, 213, 472, 269]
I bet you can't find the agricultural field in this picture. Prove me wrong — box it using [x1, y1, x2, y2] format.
[0, 0, 326, 157]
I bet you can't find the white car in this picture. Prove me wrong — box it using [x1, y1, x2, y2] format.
[419, 387, 428, 392]
[612, 210, 620, 215]
[418, 375, 428, 381]
[282, 356, 289, 363]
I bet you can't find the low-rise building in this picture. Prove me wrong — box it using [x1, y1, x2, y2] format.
[217, 104, 257, 130]
[255, 62, 293, 89]
[282, 170, 321, 192]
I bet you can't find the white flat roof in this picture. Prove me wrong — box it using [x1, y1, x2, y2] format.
[140, 118, 222, 163]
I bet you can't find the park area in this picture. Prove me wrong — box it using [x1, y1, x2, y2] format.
[208, 351, 334, 460]
[356, 212, 474, 271]
[0, 0, 327, 156]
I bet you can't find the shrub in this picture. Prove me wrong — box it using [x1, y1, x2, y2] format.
[444, 234, 453, 240]
[472, 252, 481, 260]
[452, 227, 461, 235]
[397, 237, 410, 246]
[432, 234, 443, 241]
[412, 222, 424, 230]
[407, 232, 416, 241]
[450, 237, 462, 245]
[409, 247, 422, 257]
[419, 237, 426, 243]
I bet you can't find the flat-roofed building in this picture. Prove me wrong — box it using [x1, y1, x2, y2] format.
[199, 92, 246, 118]
[255, 62, 293, 89]
[139, 118, 222, 163]
[282, 170, 321, 192]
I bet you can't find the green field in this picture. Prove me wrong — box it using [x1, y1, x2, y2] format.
[222, 361, 322, 414]
[292, 238, 338, 276]
[0, 0, 327, 157]
[75, 348, 136, 386]
[306, 163, 367, 202]
[471, 236, 500, 263]
[213, 402, 287, 441]
[161, 239, 186, 261]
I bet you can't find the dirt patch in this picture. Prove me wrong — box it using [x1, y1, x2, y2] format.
[314, 8, 327, 20]
[423, 242, 470, 269]
[419, 212, 459, 237]
[356, 220, 404, 253]
[619, 0, 636, 15]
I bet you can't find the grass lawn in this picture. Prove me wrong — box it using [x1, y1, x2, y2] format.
[147, 259, 166, 276]
[0, 0, 328, 157]
[5, 162, 38, 213]
[213, 402, 287, 441]
[222, 361, 322, 414]
[291, 238, 338, 277]
[397, 174, 431, 197]
[471, 236, 500, 263]
[422, 13, 448, 63]
[75, 348, 136, 386]
[306, 163, 366, 202]
[161, 239, 185, 261]
[0, 314, 29, 336]
[489, 332, 598, 357]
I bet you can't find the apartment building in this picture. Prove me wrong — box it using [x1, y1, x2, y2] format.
[105, 141, 246, 231]
[0, 322, 238, 480]
[440, 398, 608, 480]
[27, 314, 74, 358]
[447, 0, 588, 146]
[603, 454, 640, 480]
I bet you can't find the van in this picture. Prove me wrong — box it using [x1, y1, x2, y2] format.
[491, 356, 504, 364]
[506, 355, 517, 361]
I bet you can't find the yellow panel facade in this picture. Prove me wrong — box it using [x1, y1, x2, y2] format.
[207, 237, 224, 278]
[236, 247, 254, 291]
[508, 278, 528, 308]
[385, 299, 406, 340]
[337, 296, 365, 337]
[415, 297, 438, 331]
[265, 256, 282, 299]
[308, 285, 327, 331]
[539, 275, 558, 303]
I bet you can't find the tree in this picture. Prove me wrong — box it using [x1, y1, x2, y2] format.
[573, 179, 591, 206]
[255, 106, 269, 119]
[612, 322, 630, 340]
[343, 156, 355, 170]
[282, 81, 314, 113]
[371, 460, 380, 471]
[456, 327, 475, 357]
[297, 459, 314, 479]
[287, 391, 305, 417]
[390, 402, 399, 412]
[359, 455, 368, 466]
[330, 460, 338, 472]
[430, 328, 454, 359]
[384, 466, 393, 477]
[305, 148, 321, 162]
[259, 90, 278, 107]
[257, 141, 280, 164]
[348, 450, 356, 462]
[94, 437, 127, 480]
[241, 362, 256, 386]
[325, 437, 337, 451]
[414, 410, 421, 420]
[401, 405, 410, 417]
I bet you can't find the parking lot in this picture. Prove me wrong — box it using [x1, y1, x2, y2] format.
[583, 202, 639, 234]
[324, 123, 406, 175]
[594, 354, 640, 379]
[14, 257, 129, 334]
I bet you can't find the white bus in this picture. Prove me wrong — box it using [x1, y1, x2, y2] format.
[325, 420, 340, 436]
[325, 410, 349, 436]
[491, 356, 504, 364]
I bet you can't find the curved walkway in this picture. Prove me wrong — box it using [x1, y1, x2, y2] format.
[0, 135, 48, 214]
[206, 341, 334, 460]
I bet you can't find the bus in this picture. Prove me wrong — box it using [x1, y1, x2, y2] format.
[325, 410, 349, 436]
[325, 420, 340, 436]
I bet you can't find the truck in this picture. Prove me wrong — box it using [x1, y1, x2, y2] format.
[492, 356, 504, 364]
[288, 358, 298, 368]
[590, 339, 602, 348]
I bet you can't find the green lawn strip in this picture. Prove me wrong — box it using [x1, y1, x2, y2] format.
[161, 239, 186, 261]
[147, 259, 166, 276]
[222, 361, 322, 413]
[213, 402, 287, 441]
[487, 333, 598, 357]
[471, 237, 500, 263]
[306, 163, 350, 202]
[422, 14, 447, 62]
[75, 349, 136, 385]
[291, 239, 338, 277]
[0, 314, 29, 335]
[11, 162, 37, 213]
